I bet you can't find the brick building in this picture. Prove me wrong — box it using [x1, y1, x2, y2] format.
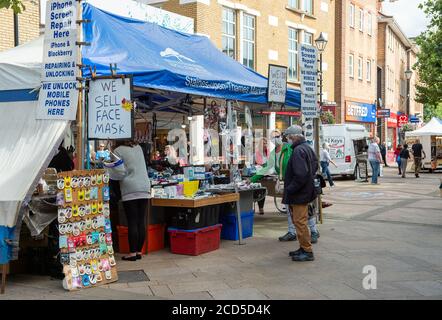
[377, 12, 423, 160]
[0, 0, 41, 52]
[150, 0, 336, 126]
[334, 0, 378, 135]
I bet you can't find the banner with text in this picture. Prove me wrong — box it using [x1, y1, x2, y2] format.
[300, 44, 318, 118]
[88, 78, 133, 140]
[37, 0, 79, 120]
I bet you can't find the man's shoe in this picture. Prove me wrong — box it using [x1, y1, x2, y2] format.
[289, 248, 303, 257]
[292, 249, 314, 262]
[311, 232, 320, 244]
[279, 232, 297, 241]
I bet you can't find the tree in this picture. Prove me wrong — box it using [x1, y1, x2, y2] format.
[0, 0, 25, 14]
[414, 0, 442, 108]
[424, 102, 442, 122]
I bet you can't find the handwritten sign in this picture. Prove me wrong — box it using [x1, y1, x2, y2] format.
[300, 44, 318, 118]
[267, 65, 287, 104]
[88, 78, 133, 139]
[37, 0, 79, 120]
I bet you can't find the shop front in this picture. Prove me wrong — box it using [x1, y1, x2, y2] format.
[344, 101, 376, 137]
[387, 112, 398, 163]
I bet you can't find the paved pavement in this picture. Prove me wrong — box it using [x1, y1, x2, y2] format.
[1, 167, 441, 300]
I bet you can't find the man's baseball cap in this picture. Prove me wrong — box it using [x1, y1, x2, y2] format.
[284, 125, 303, 136]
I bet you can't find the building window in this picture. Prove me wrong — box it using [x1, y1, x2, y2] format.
[303, 0, 313, 14]
[366, 60, 371, 82]
[359, 9, 364, 32]
[367, 13, 372, 36]
[349, 54, 354, 78]
[222, 7, 236, 59]
[288, 28, 299, 81]
[303, 31, 313, 45]
[242, 14, 255, 70]
[288, 0, 300, 9]
[349, 4, 355, 28]
[358, 57, 363, 80]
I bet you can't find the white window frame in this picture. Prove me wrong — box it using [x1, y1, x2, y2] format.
[366, 59, 371, 82]
[358, 57, 363, 80]
[242, 13, 256, 70]
[349, 54, 354, 78]
[288, 28, 299, 81]
[222, 7, 237, 59]
[359, 8, 364, 32]
[367, 12, 372, 36]
[303, 31, 313, 45]
[288, 0, 300, 9]
[303, 0, 313, 15]
[349, 4, 355, 28]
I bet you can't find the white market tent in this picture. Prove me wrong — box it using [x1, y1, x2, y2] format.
[0, 36, 69, 255]
[405, 117, 442, 137]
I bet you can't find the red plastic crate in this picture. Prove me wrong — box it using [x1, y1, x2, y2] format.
[146, 224, 166, 253]
[168, 224, 222, 256]
[117, 224, 166, 254]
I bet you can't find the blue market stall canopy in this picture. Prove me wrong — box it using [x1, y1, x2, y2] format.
[81, 3, 300, 108]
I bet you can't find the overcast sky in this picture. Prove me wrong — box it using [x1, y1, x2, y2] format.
[381, 0, 430, 37]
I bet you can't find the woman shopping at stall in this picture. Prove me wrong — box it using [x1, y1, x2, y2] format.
[114, 140, 150, 261]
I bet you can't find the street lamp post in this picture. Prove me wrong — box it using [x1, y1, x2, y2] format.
[315, 32, 327, 224]
[405, 68, 413, 116]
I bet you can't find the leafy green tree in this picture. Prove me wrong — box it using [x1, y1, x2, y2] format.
[414, 0, 442, 109]
[0, 0, 25, 14]
[423, 103, 442, 122]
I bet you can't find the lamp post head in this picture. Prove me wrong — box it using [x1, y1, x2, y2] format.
[405, 69, 413, 80]
[315, 32, 328, 53]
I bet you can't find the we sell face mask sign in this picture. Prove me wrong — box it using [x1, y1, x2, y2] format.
[88, 78, 133, 139]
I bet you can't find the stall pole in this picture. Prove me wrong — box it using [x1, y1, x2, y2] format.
[75, 1, 84, 170]
[227, 100, 244, 245]
[1, 264, 6, 294]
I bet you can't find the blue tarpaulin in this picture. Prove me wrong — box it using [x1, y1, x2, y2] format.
[82, 3, 300, 108]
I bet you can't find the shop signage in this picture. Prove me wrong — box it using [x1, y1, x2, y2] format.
[345, 102, 376, 123]
[398, 114, 408, 127]
[300, 44, 318, 118]
[324, 136, 345, 159]
[377, 108, 390, 118]
[304, 118, 314, 146]
[267, 64, 288, 104]
[88, 78, 133, 140]
[37, 0, 79, 120]
[409, 116, 420, 123]
[387, 112, 397, 127]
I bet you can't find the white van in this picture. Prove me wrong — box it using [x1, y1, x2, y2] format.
[322, 124, 370, 178]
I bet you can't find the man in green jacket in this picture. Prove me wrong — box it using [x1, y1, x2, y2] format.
[250, 126, 320, 243]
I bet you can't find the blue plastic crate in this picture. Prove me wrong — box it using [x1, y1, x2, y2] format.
[219, 210, 254, 240]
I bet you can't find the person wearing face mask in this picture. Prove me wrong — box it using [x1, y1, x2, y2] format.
[250, 130, 286, 214]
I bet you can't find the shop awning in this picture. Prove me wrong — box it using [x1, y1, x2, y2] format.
[405, 117, 442, 137]
[81, 3, 301, 108]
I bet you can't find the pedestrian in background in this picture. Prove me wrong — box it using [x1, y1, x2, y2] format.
[320, 142, 338, 188]
[282, 125, 319, 262]
[400, 144, 411, 178]
[411, 139, 426, 178]
[380, 141, 388, 167]
[368, 137, 382, 185]
[394, 144, 403, 175]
